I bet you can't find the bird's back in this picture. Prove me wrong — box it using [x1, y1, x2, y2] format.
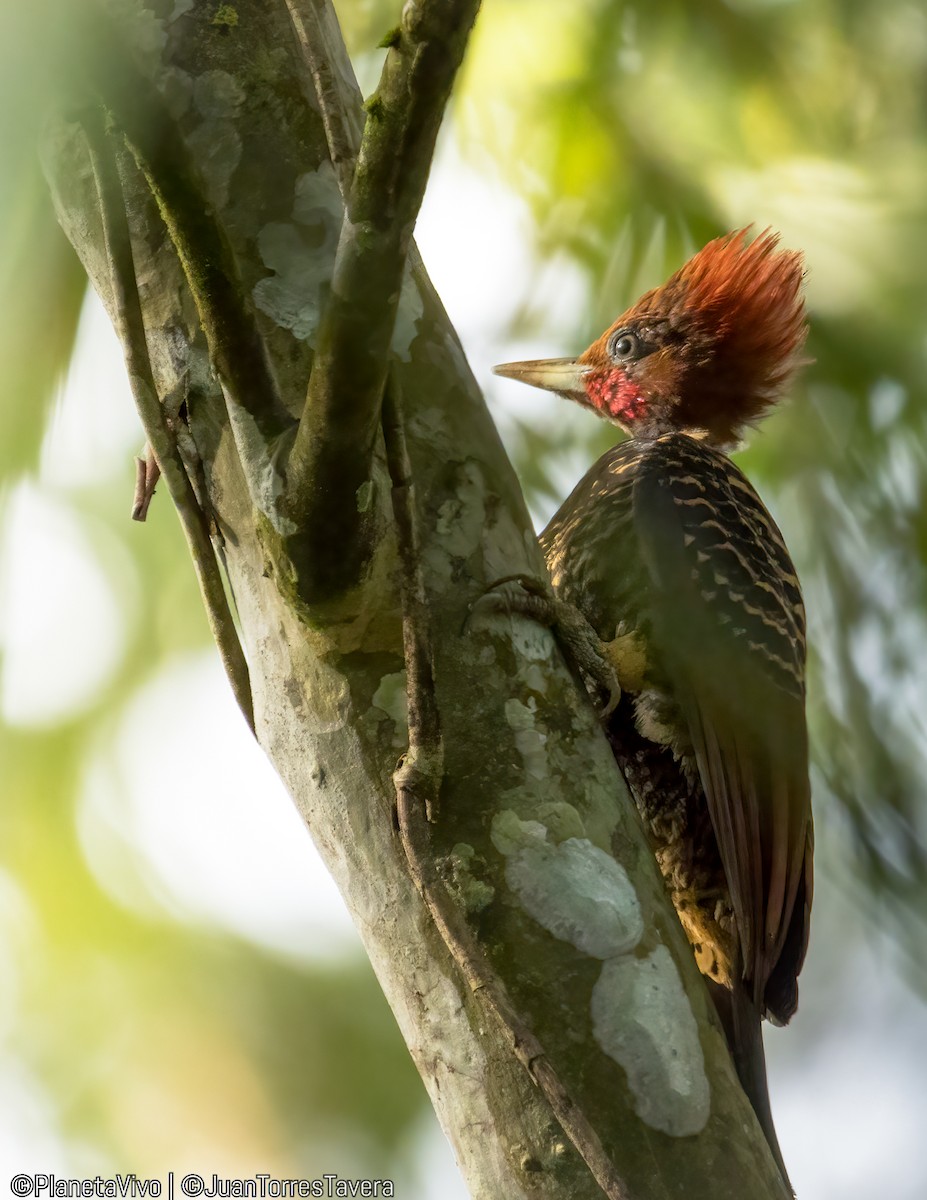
[541, 432, 812, 1025]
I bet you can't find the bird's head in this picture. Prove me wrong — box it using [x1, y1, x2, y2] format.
[493, 228, 808, 449]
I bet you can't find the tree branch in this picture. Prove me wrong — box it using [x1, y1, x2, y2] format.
[84, 108, 255, 733]
[87, 21, 294, 529]
[283, 0, 362, 194]
[282, 0, 481, 599]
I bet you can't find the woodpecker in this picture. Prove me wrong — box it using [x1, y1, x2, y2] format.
[494, 229, 812, 1179]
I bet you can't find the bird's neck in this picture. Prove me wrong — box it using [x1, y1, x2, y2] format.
[623, 423, 737, 455]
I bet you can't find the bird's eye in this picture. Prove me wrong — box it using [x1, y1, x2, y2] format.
[608, 330, 641, 361]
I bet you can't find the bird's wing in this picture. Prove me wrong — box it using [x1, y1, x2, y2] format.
[632, 435, 812, 1018]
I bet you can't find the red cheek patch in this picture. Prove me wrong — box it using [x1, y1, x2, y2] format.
[585, 368, 646, 423]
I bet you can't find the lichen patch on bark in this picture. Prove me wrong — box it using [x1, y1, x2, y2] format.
[221, 396, 295, 532]
[492, 817, 643, 960]
[422, 458, 490, 588]
[491, 812, 710, 1137]
[187, 70, 245, 208]
[442, 843, 496, 913]
[391, 269, 424, 362]
[504, 697, 548, 783]
[590, 946, 711, 1137]
[253, 163, 342, 341]
[371, 670, 410, 748]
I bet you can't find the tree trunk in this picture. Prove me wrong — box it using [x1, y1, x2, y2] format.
[40, 2, 790, 1196]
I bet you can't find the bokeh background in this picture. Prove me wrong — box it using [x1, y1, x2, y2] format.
[2, 1, 927, 1196]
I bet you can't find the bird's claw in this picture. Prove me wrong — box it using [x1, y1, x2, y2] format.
[468, 575, 621, 716]
[547, 599, 622, 717]
[467, 574, 556, 629]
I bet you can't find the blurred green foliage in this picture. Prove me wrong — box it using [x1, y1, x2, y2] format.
[0, 0, 87, 479]
[2, 0, 926, 1183]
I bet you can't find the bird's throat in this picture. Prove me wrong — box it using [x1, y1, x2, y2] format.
[585, 367, 647, 424]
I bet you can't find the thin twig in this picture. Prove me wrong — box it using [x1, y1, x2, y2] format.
[132, 447, 161, 521]
[382, 382, 633, 1200]
[284, 0, 481, 588]
[84, 108, 255, 733]
[283, 0, 362, 194]
[288, 0, 443, 350]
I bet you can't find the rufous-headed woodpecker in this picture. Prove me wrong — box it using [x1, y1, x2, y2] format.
[494, 229, 813, 1180]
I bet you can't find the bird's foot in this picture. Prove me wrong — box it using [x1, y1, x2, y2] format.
[469, 574, 621, 716]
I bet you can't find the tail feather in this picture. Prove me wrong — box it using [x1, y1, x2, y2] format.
[707, 980, 793, 1194]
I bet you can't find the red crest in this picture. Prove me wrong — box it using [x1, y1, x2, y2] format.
[581, 229, 808, 445]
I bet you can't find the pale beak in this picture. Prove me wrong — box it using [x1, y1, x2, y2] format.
[492, 357, 590, 403]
